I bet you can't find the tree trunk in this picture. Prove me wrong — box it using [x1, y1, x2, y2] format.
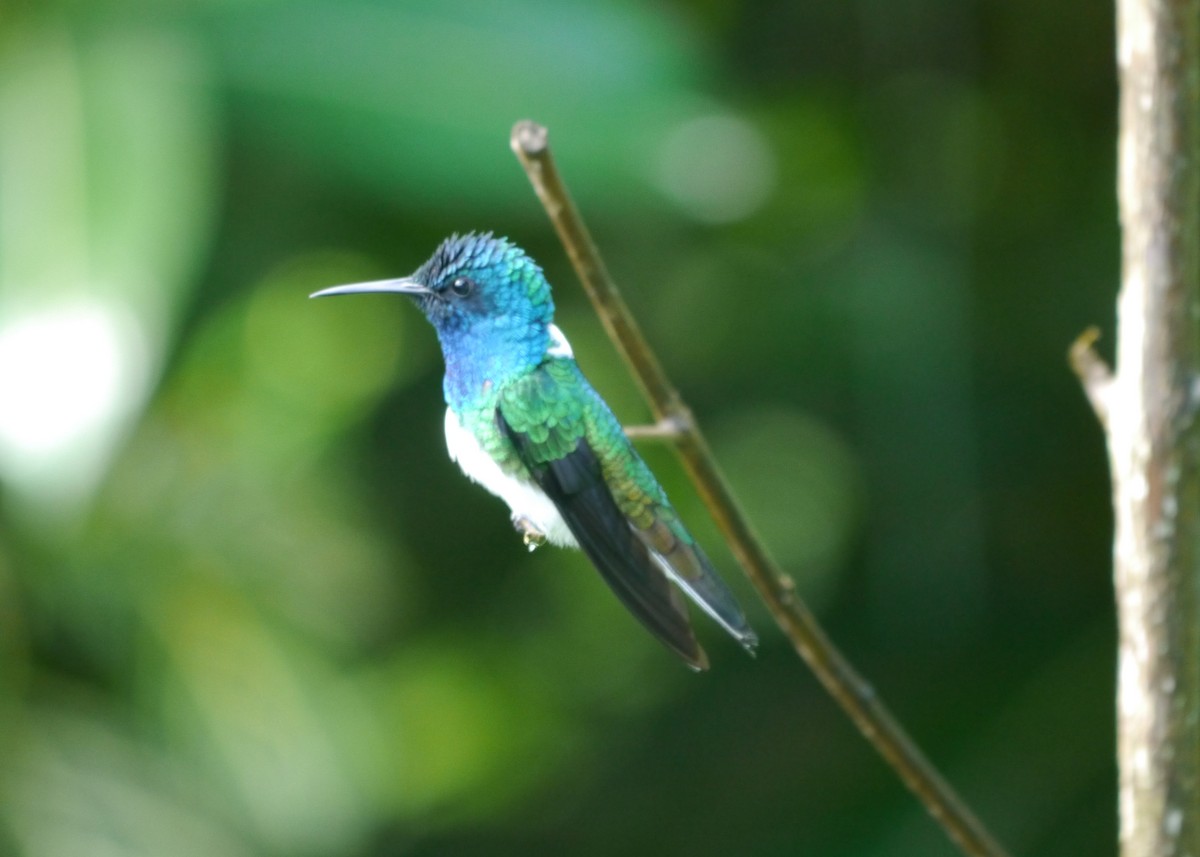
[1112, 0, 1200, 853]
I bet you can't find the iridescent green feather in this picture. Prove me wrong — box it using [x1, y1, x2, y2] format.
[495, 359, 673, 532]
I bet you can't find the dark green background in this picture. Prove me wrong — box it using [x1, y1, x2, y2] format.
[0, 1, 1116, 855]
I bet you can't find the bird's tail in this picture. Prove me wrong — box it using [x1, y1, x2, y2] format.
[636, 518, 758, 653]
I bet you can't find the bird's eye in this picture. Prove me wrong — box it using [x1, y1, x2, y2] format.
[450, 277, 473, 297]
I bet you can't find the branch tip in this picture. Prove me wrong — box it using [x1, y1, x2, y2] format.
[511, 120, 548, 157]
[1069, 326, 1113, 425]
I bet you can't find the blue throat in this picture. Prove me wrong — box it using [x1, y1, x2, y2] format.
[439, 321, 550, 413]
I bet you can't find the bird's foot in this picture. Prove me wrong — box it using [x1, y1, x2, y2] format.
[512, 516, 547, 552]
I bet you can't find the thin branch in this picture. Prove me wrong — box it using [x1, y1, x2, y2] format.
[624, 417, 689, 442]
[511, 120, 1013, 857]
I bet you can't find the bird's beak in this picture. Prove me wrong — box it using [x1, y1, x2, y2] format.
[309, 276, 430, 299]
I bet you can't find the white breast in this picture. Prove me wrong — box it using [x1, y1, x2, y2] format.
[444, 408, 578, 547]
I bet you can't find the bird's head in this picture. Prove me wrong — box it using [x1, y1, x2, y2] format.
[311, 233, 556, 361]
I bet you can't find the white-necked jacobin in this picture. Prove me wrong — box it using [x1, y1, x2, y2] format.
[311, 233, 757, 669]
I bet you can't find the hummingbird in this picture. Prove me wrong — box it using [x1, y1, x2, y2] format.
[311, 233, 757, 669]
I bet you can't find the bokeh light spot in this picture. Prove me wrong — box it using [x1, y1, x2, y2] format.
[711, 406, 860, 600]
[243, 254, 422, 417]
[0, 300, 146, 503]
[654, 113, 776, 223]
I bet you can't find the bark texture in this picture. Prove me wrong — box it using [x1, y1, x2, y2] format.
[1112, 0, 1200, 853]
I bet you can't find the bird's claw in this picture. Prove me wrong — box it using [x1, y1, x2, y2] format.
[513, 516, 547, 552]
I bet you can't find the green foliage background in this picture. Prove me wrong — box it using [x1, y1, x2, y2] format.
[0, 1, 1116, 855]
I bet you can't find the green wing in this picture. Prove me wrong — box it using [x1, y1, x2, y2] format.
[497, 361, 708, 669]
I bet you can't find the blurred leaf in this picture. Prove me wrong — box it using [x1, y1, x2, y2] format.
[2, 703, 259, 857]
[152, 584, 367, 855]
[0, 22, 216, 511]
[212, 0, 727, 214]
